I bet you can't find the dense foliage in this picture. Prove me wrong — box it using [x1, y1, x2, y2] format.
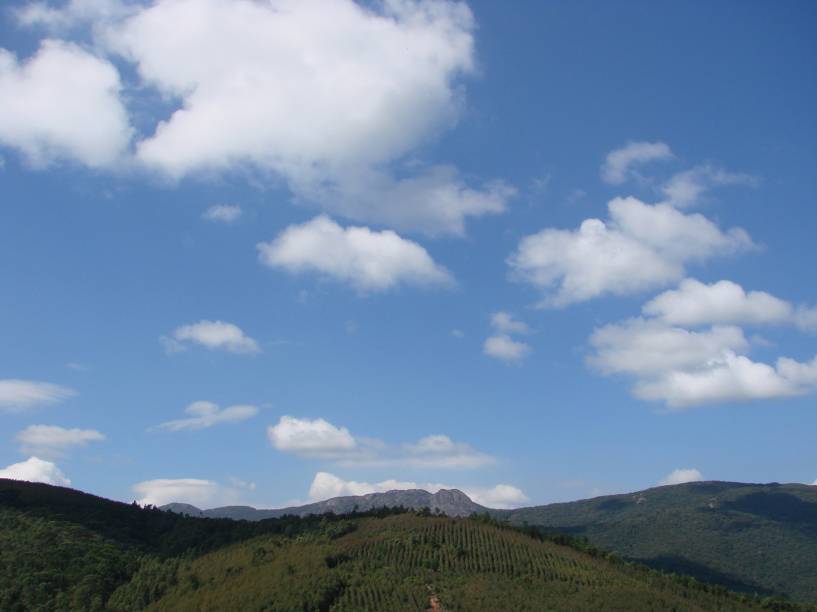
[0, 479, 812, 611]
[497, 481, 817, 602]
[0, 479, 385, 611]
[114, 514, 803, 611]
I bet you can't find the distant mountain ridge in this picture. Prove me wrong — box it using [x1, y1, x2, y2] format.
[161, 488, 487, 520]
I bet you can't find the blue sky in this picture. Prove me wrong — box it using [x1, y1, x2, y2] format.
[1, 0, 816, 509]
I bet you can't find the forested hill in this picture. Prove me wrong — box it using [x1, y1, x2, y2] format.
[159, 480, 817, 602]
[497, 481, 817, 602]
[1, 478, 806, 611]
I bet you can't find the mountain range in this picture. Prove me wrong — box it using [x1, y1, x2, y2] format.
[161, 487, 487, 520]
[4, 477, 801, 611]
[163, 480, 817, 602]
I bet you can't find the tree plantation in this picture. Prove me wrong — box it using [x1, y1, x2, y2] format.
[0, 479, 809, 611]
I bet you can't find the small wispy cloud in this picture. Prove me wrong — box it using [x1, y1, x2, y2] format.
[483, 311, 532, 363]
[0, 379, 75, 412]
[601, 141, 673, 185]
[161, 320, 260, 354]
[660, 165, 758, 209]
[17, 424, 105, 458]
[483, 334, 531, 363]
[203, 204, 242, 223]
[658, 468, 703, 486]
[153, 401, 258, 432]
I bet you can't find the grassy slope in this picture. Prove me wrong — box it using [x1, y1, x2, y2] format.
[135, 514, 773, 611]
[499, 482, 817, 602]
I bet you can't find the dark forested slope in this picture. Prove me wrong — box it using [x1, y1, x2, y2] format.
[498, 481, 817, 602]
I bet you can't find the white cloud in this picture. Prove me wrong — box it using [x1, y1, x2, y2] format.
[74, 0, 508, 234]
[401, 435, 494, 469]
[293, 165, 514, 236]
[601, 142, 755, 208]
[601, 141, 673, 185]
[257, 215, 452, 292]
[202, 204, 241, 223]
[268, 416, 493, 468]
[308, 471, 392, 500]
[464, 484, 529, 508]
[0, 40, 131, 167]
[105, 0, 473, 176]
[795, 306, 817, 332]
[229, 477, 256, 492]
[0, 456, 70, 486]
[307, 472, 527, 509]
[133, 478, 221, 507]
[643, 279, 793, 327]
[491, 311, 530, 334]
[635, 351, 803, 407]
[154, 400, 258, 432]
[642, 279, 817, 333]
[11, 0, 515, 234]
[658, 468, 703, 486]
[589, 317, 817, 408]
[589, 318, 750, 377]
[161, 320, 260, 354]
[0, 379, 75, 412]
[483, 311, 532, 363]
[268, 416, 357, 459]
[16, 425, 104, 458]
[483, 334, 531, 363]
[660, 165, 757, 209]
[132, 475, 257, 507]
[509, 197, 753, 306]
[16, 0, 132, 30]
[776, 355, 817, 388]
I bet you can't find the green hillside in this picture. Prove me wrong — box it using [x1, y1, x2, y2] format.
[498, 481, 817, 602]
[129, 513, 787, 612]
[3, 479, 809, 611]
[0, 478, 350, 611]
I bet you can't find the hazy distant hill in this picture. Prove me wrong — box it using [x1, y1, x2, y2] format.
[2, 478, 790, 612]
[160, 502, 205, 517]
[497, 481, 817, 602]
[162, 488, 487, 520]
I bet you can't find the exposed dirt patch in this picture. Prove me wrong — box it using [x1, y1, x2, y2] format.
[426, 584, 444, 611]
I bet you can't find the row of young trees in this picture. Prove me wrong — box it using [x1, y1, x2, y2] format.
[0, 478, 805, 611]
